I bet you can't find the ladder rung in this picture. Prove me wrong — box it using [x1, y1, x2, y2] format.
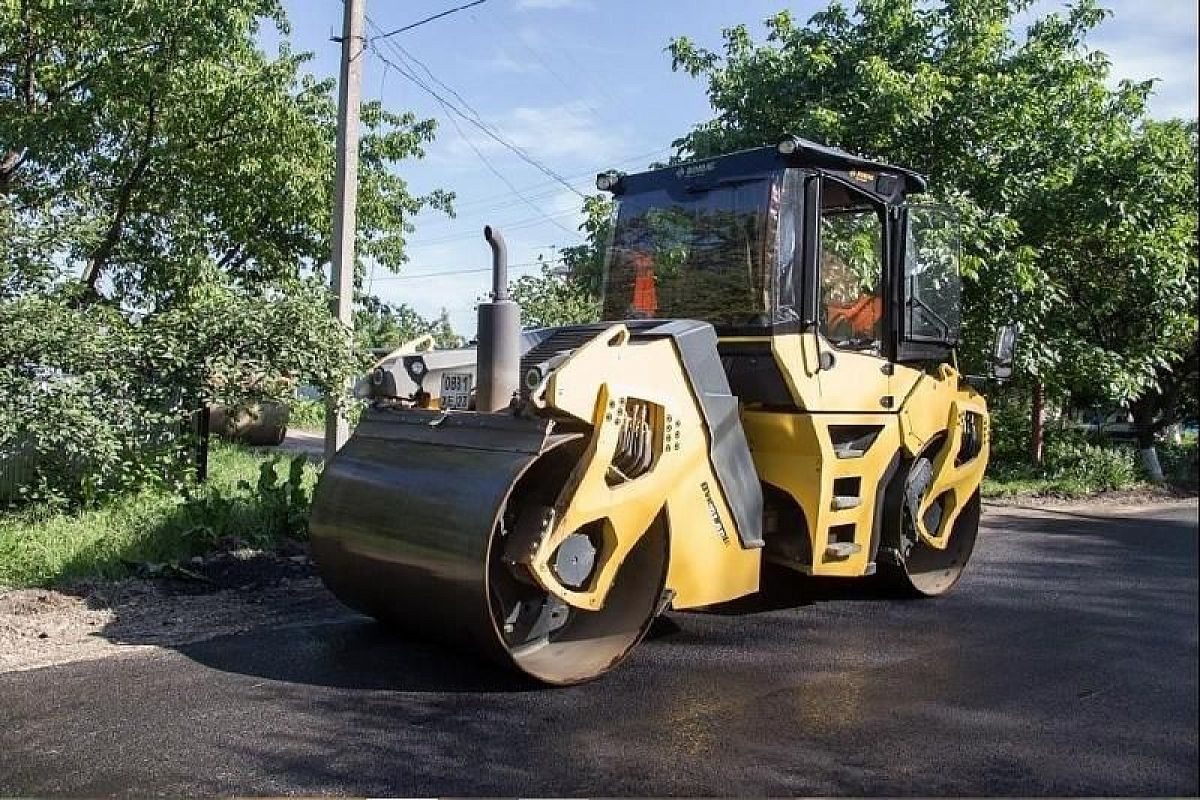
[824, 541, 862, 559]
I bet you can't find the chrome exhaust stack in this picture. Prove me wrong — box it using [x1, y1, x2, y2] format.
[476, 225, 521, 412]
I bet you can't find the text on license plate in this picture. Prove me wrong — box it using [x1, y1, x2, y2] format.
[440, 372, 473, 410]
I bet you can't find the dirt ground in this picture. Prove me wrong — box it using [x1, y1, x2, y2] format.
[983, 484, 1197, 508]
[0, 548, 349, 674]
[2, 494, 1195, 675]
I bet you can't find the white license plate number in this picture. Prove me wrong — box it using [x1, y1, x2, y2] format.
[440, 372, 473, 410]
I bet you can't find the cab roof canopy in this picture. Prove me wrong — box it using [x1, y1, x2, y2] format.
[602, 134, 928, 203]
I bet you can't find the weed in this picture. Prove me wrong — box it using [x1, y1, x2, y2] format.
[0, 443, 319, 588]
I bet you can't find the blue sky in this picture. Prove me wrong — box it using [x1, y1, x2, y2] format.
[274, 0, 1199, 336]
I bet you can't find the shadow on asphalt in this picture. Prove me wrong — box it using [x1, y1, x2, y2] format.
[695, 563, 907, 617]
[86, 504, 1198, 701]
[163, 563, 911, 691]
[176, 618, 541, 693]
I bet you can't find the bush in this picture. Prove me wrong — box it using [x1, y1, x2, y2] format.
[0, 281, 362, 509]
[1041, 432, 1141, 491]
[0, 296, 191, 507]
[985, 389, 1033, 463]
[1158, 439, 1199, 487]
[985, 423, 1145, 497]
[0, 443, 318, 588]
[287, 397, 366, 432]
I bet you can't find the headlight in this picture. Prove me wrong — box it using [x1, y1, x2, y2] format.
[595, 171, 621, 192]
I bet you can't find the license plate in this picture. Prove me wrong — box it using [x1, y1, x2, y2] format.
[440, 372, 473, 410]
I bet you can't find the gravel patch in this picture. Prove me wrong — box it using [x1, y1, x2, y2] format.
[0, 547, 352, 674]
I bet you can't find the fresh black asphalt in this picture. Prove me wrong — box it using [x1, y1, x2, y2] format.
[1, 502, 1196, 796]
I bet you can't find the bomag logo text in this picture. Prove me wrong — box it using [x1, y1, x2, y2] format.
[700, 480, 731, 545]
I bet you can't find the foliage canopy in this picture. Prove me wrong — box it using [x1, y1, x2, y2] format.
[669, 0, 1198, 432]
[1, 0, 450, 505]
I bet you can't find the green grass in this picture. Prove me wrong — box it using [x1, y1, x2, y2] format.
[0, 443, 320, 589]
[981, 474, 1147, 498]
[982, 437, 1197, 499]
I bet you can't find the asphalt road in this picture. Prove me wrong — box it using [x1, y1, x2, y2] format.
[2, 502, 1196, 797]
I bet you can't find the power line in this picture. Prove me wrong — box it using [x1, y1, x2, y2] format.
[383, 33, 492, 132]
[435, 94, 579, 236]
[364, 19, 586, 200]
[386, 58, 585, 199]
[409, 145, 671, 220]
[349, 10, 581, 251]
[406, 208, 581, 249]
[358, 9, 670, 239]
[365, 47, 585, 239]
[398, 144, 673, 247]
[372, 258, 555, 281]
[362, 29, 580, 237]
[371, 0, 488, 41]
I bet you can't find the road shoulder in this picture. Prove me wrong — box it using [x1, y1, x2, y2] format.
[0, 550, 352, 674]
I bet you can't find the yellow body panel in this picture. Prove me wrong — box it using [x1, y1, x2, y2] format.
[760, 333, 895, 412]
[527, 325, 760, 611]
[742, 411, 901, 576]
[517, 325, 988, 610]
[724, 333, 989, 578]
[895, 364, 990, 548]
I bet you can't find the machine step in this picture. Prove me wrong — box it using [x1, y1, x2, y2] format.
[831, 495, 861, 510]
[824, 541, 862, 560]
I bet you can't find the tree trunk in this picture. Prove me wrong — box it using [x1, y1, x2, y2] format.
[1139, 446, 1165, 483]
[1131, 402, 1165, 483]
[1030, 380, 1045, 466]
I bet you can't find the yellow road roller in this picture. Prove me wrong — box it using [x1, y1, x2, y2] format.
[309, 135, 1016, 684]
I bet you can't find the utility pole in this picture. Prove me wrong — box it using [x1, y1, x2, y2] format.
[325, 0, 366, 461]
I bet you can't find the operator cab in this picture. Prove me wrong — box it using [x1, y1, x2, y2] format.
[597, 135, 962, 367]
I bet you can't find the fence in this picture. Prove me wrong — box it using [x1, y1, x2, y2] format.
[0, 439, 36, 505]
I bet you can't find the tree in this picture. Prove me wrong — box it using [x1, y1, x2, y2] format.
[669, 1, 1197, 467]
[430, 308, 464, 349]
[1130, 340, 1198, 478]
[557, 194, 614, 297]
[0, 0, 451, 306]
[510, 262, 601, 329]
[354, 295, 446, 351]
[0, 2, 451, 505]
[507, 194, 611, 328]
[1036, 119, 1198, 477]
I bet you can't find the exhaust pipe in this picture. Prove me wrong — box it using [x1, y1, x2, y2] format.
[476, 226, 520, 412]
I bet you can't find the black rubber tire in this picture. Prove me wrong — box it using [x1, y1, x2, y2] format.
[881, 457, 982, 598]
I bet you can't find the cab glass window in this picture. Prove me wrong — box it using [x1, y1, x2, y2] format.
[819, 180, 884, 350]
[603, 179, 771, 326]
[904, 206, 962, 344]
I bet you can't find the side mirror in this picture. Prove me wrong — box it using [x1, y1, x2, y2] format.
[991, 323, 1019, 381]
